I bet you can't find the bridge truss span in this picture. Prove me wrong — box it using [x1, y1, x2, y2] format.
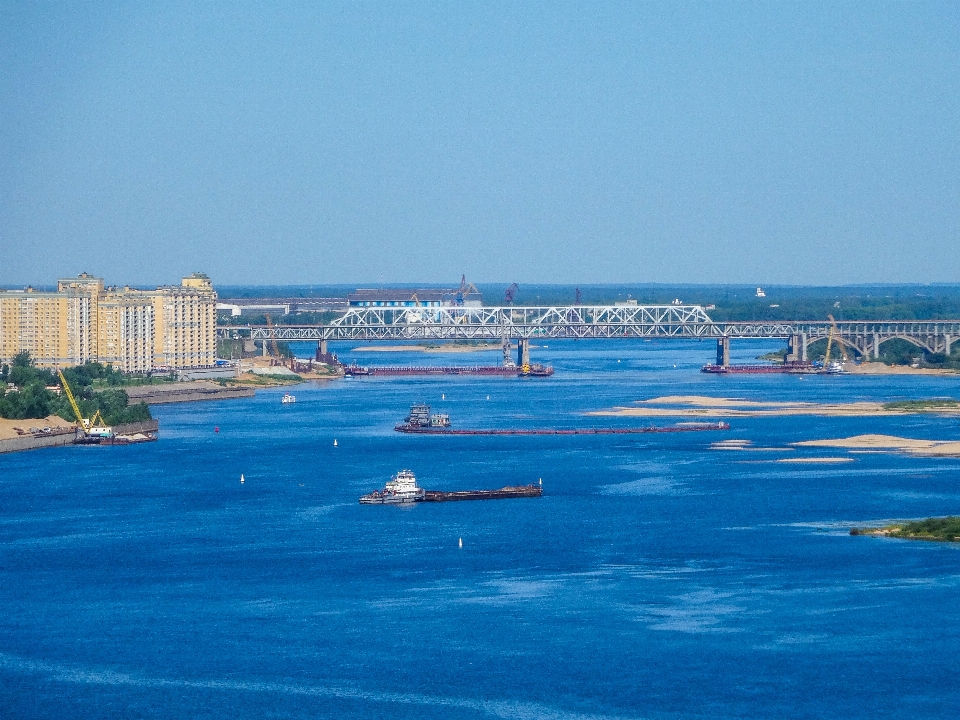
[239, 305, 960, 359]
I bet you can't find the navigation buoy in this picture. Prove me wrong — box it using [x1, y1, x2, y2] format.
[214, 426, 219, 433]
[539, 478, 542, 486]
[442, 393, 445, 400]
[333, 439, 338, 447]
[459, 537, 463, 548]
[486, 395, 490, 400]
[617, 359, 621, 363]
[240, 474, 245, 484]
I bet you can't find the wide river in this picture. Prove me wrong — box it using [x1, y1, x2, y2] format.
[2, 339, 959, 719]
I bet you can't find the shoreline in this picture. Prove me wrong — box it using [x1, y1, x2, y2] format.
[125, 381, 256, 404]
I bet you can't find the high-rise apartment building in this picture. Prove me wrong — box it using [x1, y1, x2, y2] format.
[0, 273, 217, 372]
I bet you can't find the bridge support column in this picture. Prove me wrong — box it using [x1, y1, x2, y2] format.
[945, 334, 953, 356]
[262, 339, 268, 357]
[786, 334, 803, 363]
[872, 333, 880, 360]
[518, 339, 530, 367]
[716, 337, 730, 367]
[316, 340, 328, 361]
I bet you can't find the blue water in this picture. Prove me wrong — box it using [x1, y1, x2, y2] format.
[3, 340, 960, 719]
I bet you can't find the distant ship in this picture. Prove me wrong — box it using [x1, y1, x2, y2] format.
[281, 393, 296, 404]
[359, 469, 425, 504]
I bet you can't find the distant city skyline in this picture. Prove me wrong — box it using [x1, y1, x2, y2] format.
[2, 2, 959, 286]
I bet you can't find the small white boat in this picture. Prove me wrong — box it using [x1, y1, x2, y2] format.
[281, 393, 296, 404]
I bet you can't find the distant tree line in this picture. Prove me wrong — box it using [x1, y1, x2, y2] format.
[0, 353, 152, 424]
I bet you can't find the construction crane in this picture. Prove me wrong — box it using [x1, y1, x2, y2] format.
[504, 283, 519, 305]
[57, 369, 106, 435]
[264, 314, 280, 357]
[575, 287, 582, 305]
[823, 314, 850, 367]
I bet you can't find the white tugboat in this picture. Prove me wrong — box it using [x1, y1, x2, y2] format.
[359, 469, 425, 504]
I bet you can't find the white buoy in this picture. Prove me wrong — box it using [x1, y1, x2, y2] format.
[486, 395, 490, 400]
[539, 478, 542, 486]
[458, 537, 463, 548]
[442, 393, 445, 400]
[240, 474, 245, 484]
[333, 439, 338, 446]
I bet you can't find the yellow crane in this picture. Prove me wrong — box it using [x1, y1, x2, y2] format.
[823, 315, 850, 367]
[58, 369, 109, 436]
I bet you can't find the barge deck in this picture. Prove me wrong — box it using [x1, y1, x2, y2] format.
[395, 422, 730, 435]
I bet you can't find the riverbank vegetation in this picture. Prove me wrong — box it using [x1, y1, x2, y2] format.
[852, 517, 960, 542]
[0, 353, 151, 424]
[882, 399, 960, 412]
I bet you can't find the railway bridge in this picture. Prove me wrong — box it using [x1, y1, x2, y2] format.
[236, 305, 960, 365]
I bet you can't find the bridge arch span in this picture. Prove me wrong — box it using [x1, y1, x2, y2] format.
[875, 335, 937, 355]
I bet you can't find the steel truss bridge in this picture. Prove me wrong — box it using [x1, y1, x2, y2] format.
[239, 305, 960, 359]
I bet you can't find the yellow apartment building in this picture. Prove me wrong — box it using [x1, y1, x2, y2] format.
[0, 273, 217, 373]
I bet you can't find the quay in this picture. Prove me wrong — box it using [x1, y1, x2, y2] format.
[0, 419, 160, 454]
[124, 381, 255, 404]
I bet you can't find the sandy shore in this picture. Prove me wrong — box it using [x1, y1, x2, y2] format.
[589, 395, 960, 418]
[0, 415, 74, 441]
[846, 362, 960, 376]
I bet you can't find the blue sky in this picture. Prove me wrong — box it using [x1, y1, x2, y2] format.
[1, 2, 959, 286]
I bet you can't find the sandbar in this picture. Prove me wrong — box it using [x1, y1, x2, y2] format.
[794, 434, 960, 457]
[776, 457, 855, 464]
[589, 395, 960, 418]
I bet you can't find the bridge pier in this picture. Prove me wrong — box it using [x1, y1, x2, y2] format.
[872, 333, 880, 360]
[716, 337, 730, 367]
[262, 339, 268, 357]
[518, 339, 531, 367]
[316, 339, 330, 362]
[786, 334, 808, 362]
[946, 334, 953, 356]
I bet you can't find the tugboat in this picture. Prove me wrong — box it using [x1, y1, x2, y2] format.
[359, 469, 426, 504]
[402, 403, 450, 429]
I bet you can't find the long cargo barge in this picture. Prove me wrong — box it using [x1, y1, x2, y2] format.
[395, 422, 730, 435]
[423, 484, 542, 501]
[360, 470, 542, 504]
[702, 362, 817, 375]
[344, 364, 553, 377]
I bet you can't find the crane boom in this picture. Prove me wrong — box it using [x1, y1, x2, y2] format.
[827, 315, 850, 363]
[58, 369, 88, 433]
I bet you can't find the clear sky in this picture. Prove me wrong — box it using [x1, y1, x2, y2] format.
[2, 1, 959, 286]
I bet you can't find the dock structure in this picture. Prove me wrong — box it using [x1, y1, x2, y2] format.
[239, 305, 960, 366]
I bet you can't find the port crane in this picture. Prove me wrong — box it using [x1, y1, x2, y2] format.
[455, 275, 481, 306]
[504, 283, 519, 305]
